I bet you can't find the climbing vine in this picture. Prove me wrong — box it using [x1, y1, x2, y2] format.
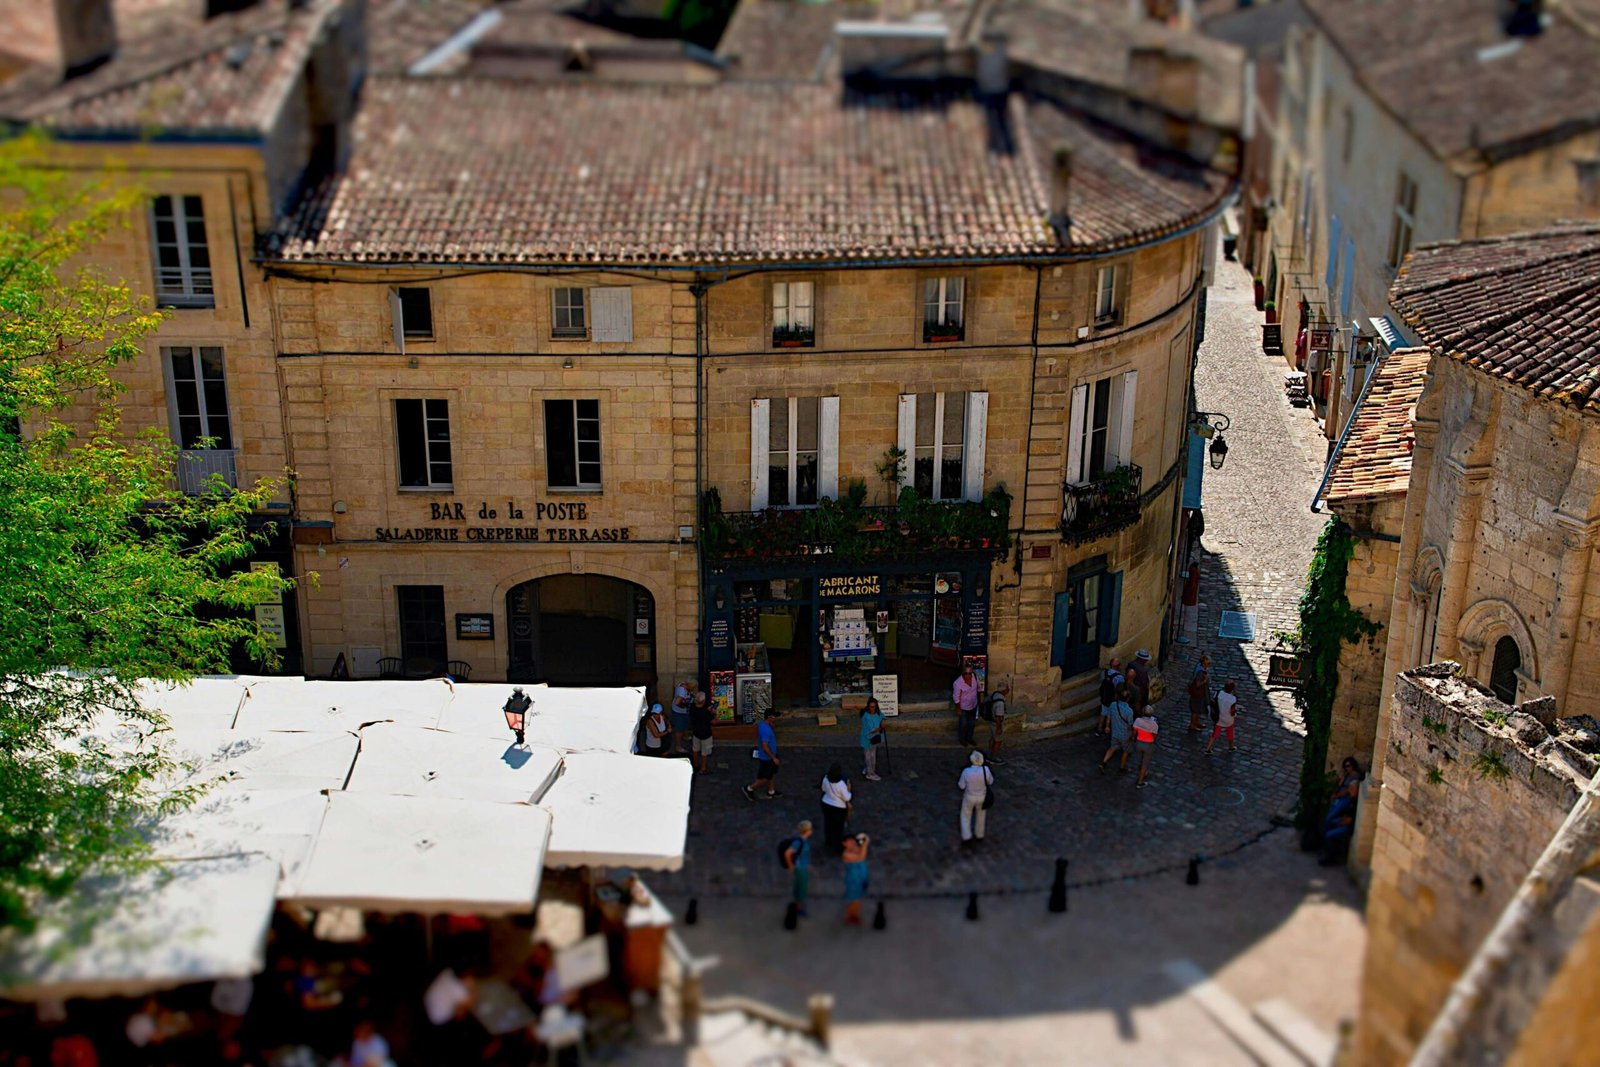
[1291, 519, 1382, 830]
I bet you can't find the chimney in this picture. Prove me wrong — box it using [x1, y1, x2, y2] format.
[1048, 144, 1072, 236]
[976, 30, 1009, 97]
[1128, 46, 1201, 119]
[0, 0, 116, 76]
[1503, 0, 1544, 37]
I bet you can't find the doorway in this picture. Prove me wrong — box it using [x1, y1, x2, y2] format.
[1052, 559, 1123, 680]
[506, 575, 655, 687]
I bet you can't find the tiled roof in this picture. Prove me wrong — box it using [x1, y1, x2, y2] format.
[1302, 0, 1600, 161]
[367, 0, 491, 75]
[0, 0, 331, 137]
[1322, 349, 1431, 505]
[1390, 225, 1600, 412]
[988, 0, 1243, 129]
[715, 0, 974, 82]
[267, 77, 1230, 265]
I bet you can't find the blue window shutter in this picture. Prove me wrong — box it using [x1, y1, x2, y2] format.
[1325, 216, 1341, 289]
[1097, 571, 1123, 646]
[1051, 591, 1071, 668]
[1340, 237, 1355, 321]
[1183, 430, 1205, 510]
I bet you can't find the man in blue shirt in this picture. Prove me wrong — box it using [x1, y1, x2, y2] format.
[744, 709, 782, 800]
[784, 820, 813, 917]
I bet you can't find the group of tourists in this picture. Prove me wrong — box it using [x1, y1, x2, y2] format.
[639, 680, 716, 773]
[1094, 650, 1248, 789]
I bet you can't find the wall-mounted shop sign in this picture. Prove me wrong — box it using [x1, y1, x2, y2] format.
[1267, 654, 1306, 689]
[818, 574, 880, 598]
[456, 613, 494, 640]
[373, 500, 629, 544]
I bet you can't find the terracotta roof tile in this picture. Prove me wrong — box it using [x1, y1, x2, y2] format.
[1301, 0, 1600, 162]
[1323, 348, 1431, 505]
[1391, 225, 1600, 412]
[367, 0, 492, 75]
[267, 77, 1230, 265]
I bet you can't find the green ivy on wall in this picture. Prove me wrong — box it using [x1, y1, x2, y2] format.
[1292, 519, 1382, 830]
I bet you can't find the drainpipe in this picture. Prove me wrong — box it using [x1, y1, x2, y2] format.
[692, 281, 709, 682]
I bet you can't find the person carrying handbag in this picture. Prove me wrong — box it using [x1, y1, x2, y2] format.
[957, 751, 993, 844]
[859, 696, 885, 781]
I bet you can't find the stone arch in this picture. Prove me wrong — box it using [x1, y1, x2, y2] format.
[1412, 545, 1445, 593]
[1455, 598, 1540, 689]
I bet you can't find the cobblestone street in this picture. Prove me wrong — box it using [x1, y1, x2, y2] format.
[653, 257, 1336, 903]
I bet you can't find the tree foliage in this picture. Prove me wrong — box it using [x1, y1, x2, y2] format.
[0, 134, 294, 932]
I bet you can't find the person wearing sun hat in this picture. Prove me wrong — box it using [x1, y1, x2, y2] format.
[1126, 648, 1153, 714]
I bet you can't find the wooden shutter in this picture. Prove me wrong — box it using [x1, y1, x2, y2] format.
[389, 288, 405, 354]
[1097, 571, 1123, 646]
[1066, 383, 1088, 484]
[1116, 370, 1138, 471]
[1051, 591, 1071, 668]
[591, 287, 633, 343]
[896, 393, 917, 490]
[750, 399, 770, 510]
[962, 390, 988, 501]
[818, 395, 840, 500]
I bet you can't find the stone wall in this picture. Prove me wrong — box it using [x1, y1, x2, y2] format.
[1463, 129, 1600, 239]
[1324, 499, 1402, 779]
[1356, 667, 1588, 1066]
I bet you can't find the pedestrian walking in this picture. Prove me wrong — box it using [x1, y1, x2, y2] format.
[1132, 710, 1160, 789]
[841, 832, 871, 925]
[671, 678, 696, 756]
[783, 821, 813, 917]
[957, 750, 992, 844]
[1098, 658, 1122, 734]
[1126, 649, 1153, 713]
[985, 684, 1010, 765]
[688, 689, 714, 774]
[819, 763, 853, 854]
[1205, 680, 1240, 755]
[1099, 684, 1136, 773]
[1187, 655, 1212, 733]
[743, 709, 782, 800]
[859, 696, 885, 780]
[953, 665, 981, 745]
[642, 703, 670, 756]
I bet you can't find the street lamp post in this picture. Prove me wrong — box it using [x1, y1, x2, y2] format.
[503, 687, 532, 746]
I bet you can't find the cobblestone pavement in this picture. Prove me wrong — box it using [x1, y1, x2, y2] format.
[652, 258, 1334, 901]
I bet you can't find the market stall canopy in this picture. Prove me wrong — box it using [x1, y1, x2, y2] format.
[539, 752, 692, 871]
[233, 678, 454, 733]
[0, 853, 279, 1002]
[347, 724, 563, 805]
[155, 729, 359, 792]
[290, 792, 551, 914]
[435, 684, 646, 754]
[132, 677, 250, 730]
[151, 789, 331, 898]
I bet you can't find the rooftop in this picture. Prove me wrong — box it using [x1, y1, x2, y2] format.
[1302, 0, 1600, 162]
[266, 76, 1230, 266]
[366, 0, 491, 75]
[1391, 225, 1600, 412]
[1322, 348, 1431, 505]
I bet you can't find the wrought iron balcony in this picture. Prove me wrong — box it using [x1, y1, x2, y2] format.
[175, 448, 238, 496]
[1061, 463, 1142, 545]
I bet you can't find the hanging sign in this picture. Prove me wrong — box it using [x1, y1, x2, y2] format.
[1268, 654, 1306, 689]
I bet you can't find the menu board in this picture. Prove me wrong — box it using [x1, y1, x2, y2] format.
[871, 673, 900, 718]
[962, 599, 989, 652]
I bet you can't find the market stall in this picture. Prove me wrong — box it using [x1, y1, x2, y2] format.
[346, 723, 563, 805]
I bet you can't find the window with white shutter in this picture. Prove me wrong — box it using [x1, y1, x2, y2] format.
[754, 397, 834, 508]
[150, 194, 213, 308]
[590, 287, 633, 343]
[1067, 372, 1137, 484]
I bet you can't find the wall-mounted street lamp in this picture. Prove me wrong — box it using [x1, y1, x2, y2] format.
[1191, 412, 1233, 471]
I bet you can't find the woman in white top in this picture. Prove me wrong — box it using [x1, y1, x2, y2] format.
[819, 763, 853, 855]
[643, 703, 669, 755]
[1205, 680, 1240, 755]
[957, 750, 992, 843]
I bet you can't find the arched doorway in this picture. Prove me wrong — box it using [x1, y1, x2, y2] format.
[1489, 635, 1521, 705]
[506, 575, 655, 688]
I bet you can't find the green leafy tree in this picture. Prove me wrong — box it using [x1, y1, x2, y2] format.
[0, 134, 294, 932]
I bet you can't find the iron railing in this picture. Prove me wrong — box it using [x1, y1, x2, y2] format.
[1061, 463, 1142, 545]
[175, 448, 238, 495]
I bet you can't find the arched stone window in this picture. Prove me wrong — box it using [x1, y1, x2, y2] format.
[1489, 635, 1522, 705]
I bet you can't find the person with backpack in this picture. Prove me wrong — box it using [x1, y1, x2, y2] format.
[1186, 655, 1211, 732]
[781, 821, 814, 918]
[1097, 657, 1123, 735]
[957, 750, 993, 844]
[1099, 683, 1136, 773]
[1205, 680, 1240, 755]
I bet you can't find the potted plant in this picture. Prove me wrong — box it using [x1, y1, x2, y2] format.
[1264, 300, 1279, 325]
[876, 446, 907, 505]
[1252, 275, 1265, 310]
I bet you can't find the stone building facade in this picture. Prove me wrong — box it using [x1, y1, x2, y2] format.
[4, 0, 1235, 715]
[1262, 0, 1600, 441]
[1356, 667, 1596, 1066]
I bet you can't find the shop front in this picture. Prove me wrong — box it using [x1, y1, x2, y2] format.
[702, 557, 995, 718]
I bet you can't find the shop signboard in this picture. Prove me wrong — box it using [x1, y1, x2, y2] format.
[962, 599, 989, 652]
[709, 670, 736, 722]
[871, 673, 900, 717]
[250, 561, 288, 650]
[1267, 654, 1306, 689]
[455, 612, 494, 640]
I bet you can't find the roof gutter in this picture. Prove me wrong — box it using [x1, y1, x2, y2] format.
[258, 186, 1238, 276]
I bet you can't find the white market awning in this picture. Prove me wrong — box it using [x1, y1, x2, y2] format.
[290, 792, 550, 914]
[435, 685, 646, 754]
[233, 678, 454, 733]
[132, 677, 250, 730]
[347, 724, 563, 805]
[0, 854, 280, 1002]
[155, 729, 359, 792]
[539, 752, 692, 871]
[151, 789, 330, 898]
